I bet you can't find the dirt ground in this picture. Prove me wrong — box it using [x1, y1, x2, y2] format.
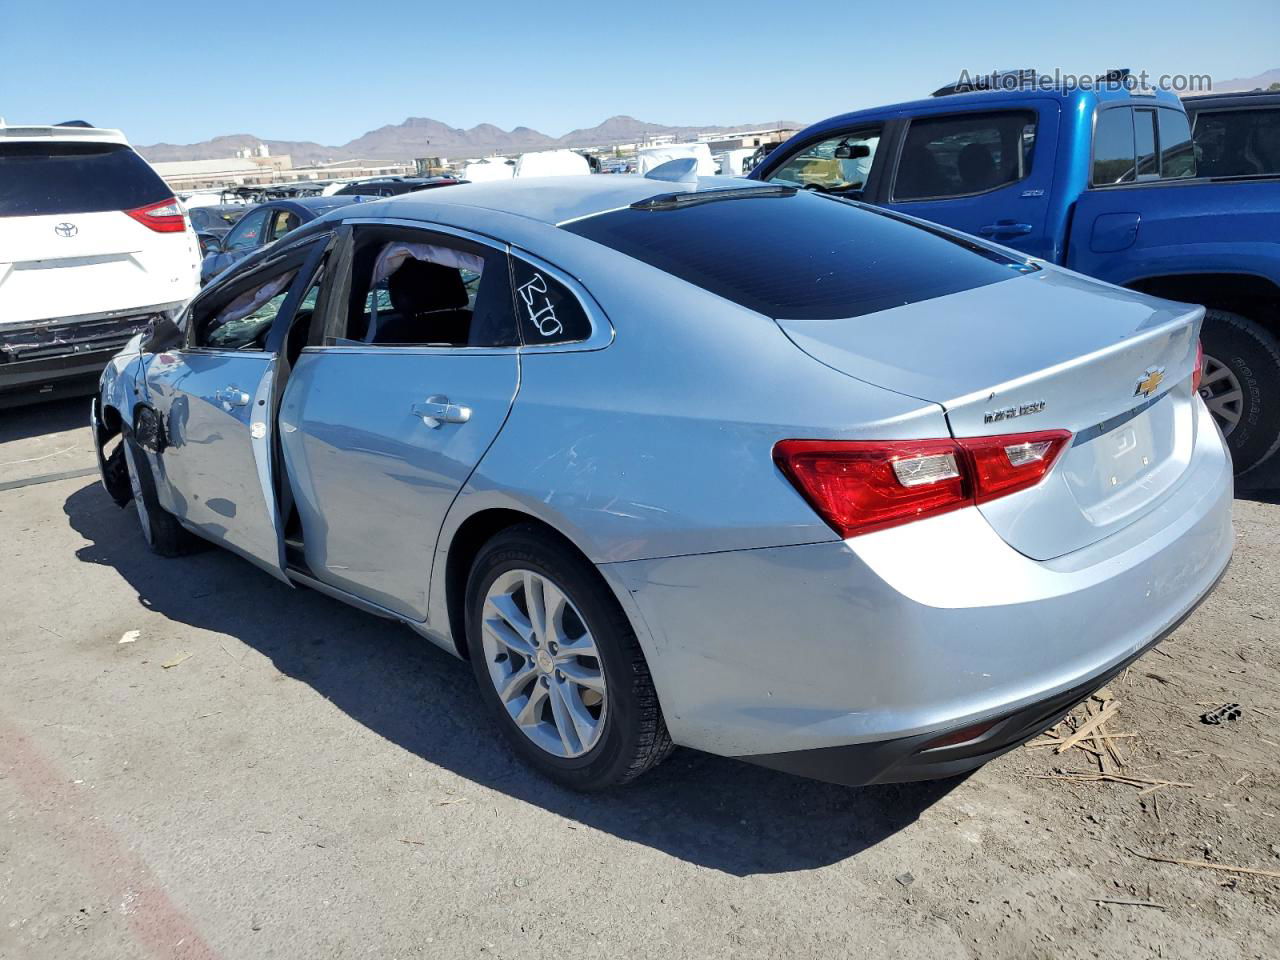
[1, 397, 1278, 960]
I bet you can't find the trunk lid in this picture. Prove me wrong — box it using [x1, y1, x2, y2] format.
[777, 268, 1204, 560]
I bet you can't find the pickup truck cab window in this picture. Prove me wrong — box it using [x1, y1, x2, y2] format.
[764, 129, 881, 195]
[1158, 109, 1196, 179]
[892, 110, 1036, 201]
[1092, 107, 1136, 185]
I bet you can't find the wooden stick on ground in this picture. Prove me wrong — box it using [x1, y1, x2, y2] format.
[1055, 701, 1122, 754]
[1091, 898, 1167, 910]
[1128, 849, 1280, 880]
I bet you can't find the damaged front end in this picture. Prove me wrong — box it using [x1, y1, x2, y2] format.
[0, 305, 179, 406]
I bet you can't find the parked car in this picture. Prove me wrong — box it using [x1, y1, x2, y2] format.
[0, 121, 199, 404]
[94, 175, 1232, 790]
[199, 196, 360, 285]
[330, 176, 463, 197]
[750, 74, 1280, 485]
[188, 204, 246, 256]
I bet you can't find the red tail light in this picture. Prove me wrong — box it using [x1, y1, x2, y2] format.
[1192, 339, 1204, 393]
[125, 197, 186, 233]
[774, 429, 1072, 538]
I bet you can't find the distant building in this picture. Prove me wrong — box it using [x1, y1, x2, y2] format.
[699, 127, 799, 153]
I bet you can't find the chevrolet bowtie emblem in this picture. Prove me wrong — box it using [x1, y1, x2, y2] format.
[1134, 367, 1165, 398]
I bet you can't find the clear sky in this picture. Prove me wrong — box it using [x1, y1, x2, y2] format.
[2, 0, 1277, 146]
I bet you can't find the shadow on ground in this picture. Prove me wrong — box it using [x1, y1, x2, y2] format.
[64, 480, 959, 876]
[1, 396, 92, 444]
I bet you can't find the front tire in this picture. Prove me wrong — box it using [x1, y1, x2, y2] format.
[465, 525, 673, 790]
[122, 435, 198, 558]
[1199, 309, 1280, 475]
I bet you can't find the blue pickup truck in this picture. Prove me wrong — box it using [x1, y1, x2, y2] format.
[750, 77, 1280, 485]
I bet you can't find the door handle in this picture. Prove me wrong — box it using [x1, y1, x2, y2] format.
[215, 386, 250, 408]
[978, 220, 1033, 237]
[412, 395, 472, 428]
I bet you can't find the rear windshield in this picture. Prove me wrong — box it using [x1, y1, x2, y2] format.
[562, 191, 1033, 320]
[0, 141, 172, 218]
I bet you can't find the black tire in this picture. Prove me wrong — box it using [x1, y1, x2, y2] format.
[464, 524, 673, 790]
[1199, 309, 1280, 476]
[122, 434, 199, 558]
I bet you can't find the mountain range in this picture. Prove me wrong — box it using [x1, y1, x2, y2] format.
[1213, 67, 1280, 93]
[137, 115, 802, 165]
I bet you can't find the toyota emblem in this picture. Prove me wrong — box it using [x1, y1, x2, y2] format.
[54, 222, 78, 238]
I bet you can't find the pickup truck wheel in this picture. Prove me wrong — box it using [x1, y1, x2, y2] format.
[1199, 309, 1280, 475]
[122, 435, 198, 558]
[465, 525, 674, 790]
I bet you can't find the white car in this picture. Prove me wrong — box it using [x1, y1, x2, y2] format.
[0, 120, 200, 404]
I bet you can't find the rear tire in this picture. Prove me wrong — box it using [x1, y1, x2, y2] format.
[122, 435, 198, 558]
[465, 525, 673, 790]
[1199, 309, 1280, 476]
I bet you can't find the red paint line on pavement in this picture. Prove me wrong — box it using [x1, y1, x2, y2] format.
[0, 716, 221, 960]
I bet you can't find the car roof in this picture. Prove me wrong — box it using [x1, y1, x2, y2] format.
[1183, 90, 1280, 109]
[789, 84, 1183, 143]
[281, 196, 363, 214]
[346, 174, 771, 227]
[0, 120, 129, 145]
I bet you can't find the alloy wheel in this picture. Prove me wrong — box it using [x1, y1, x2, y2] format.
[1198, 353, 1243, 437]
[480, 569, 607, 758]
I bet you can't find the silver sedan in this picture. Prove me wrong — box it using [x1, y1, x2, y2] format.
[93, 172, 1233, 789]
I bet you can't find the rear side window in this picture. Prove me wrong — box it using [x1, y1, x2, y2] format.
[1194, 108, 1280, 177]
[510, 257, 592, 345]
[1093, 108, 1136, 185]
[893, 111, 1036, 201]
[563, 192, 1033, 321]
[341, 229, 517, 348]
[0, 142, 171, 217]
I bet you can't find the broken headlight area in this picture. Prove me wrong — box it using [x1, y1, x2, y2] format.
[132, 405, 168, 453]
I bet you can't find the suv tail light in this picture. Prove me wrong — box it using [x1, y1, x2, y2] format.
[774, 430, 1072, 538]
[1192, 339, 1205, 393]
[125, 197, 186, 233]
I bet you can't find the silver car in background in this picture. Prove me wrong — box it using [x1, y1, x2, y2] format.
[93, 172, 1233, 790]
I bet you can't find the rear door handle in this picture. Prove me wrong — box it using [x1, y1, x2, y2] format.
[215, 386, 250, 408]
[978, 220, 1033, 237]
[412, 395, 472, 428]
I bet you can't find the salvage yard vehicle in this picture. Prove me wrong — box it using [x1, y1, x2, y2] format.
[93, 173, 1232, 790]
[751, 73, 1280, 486]
[199, 195, 361, 285]
[0, 120, 200, 405]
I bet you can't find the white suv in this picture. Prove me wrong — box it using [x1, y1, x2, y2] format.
[0, 121, 200, 405]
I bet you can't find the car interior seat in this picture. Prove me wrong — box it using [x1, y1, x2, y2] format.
[957, 142, 999, 193]
[372, 259, 472, 345]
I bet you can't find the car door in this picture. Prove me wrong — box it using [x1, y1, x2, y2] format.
[1065, 105, 1200, 284]
[881, 104, 1058, 260]
[277, 221, 521, 620]
[144, 236, 330, 580]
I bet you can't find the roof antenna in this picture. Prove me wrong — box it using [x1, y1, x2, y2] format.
[644, 158, 699, 183]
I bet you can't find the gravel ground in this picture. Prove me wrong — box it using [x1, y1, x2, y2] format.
[1, 398, 1278, 960]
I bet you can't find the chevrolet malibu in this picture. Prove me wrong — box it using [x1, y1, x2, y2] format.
[92, 172, 1233, 790]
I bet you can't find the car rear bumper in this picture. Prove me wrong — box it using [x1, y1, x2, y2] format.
[605, 398, 1234, 782]
[0, 304, 179, 405]
[740, 557, 1227, 785]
